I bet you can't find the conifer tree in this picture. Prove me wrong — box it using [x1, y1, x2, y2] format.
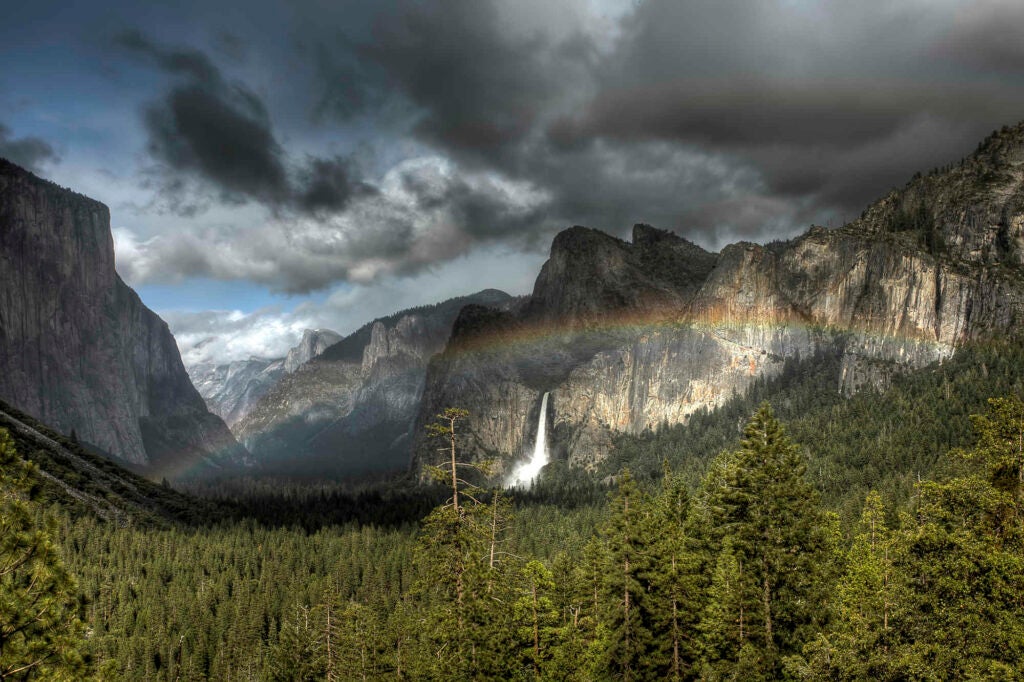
[641, 466, 701, 679]
[893, 396, 1024, 676]
[795, 490, 906, 679]
[512, 559, 559, 678]
[699, 403, 832, 679]
[0, 429, 89, 681]
[597, 470, 654, 680]
[414, 408, 504, 678]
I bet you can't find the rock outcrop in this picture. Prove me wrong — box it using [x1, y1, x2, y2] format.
[189, 357, 286, 429]
[414, 123, 1024, 478]
[0, 159, 248, 478]
[284, 329, 342, 374]
[189, 328, 341, 429]
[235, 289, 513, 477]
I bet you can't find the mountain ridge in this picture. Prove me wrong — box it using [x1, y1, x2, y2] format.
[234, 289, 514, 477]
[0, 157, 248, 480]
[412, 121, 1024, 480]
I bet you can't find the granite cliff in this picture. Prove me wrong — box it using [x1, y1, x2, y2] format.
[235, 289, 512, 477]
[189, 328, 342, 430]
[189, 356, 286, 430]
[284, 328, 342, 374]
[414, 123, 1024, 478]
[0, 159, 248, 479]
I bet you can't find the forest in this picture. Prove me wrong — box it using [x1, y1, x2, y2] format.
[3, 344, 1024, 680]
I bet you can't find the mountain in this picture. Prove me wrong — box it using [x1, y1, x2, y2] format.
[189, 329, 342, 430]
[413, 123, 1024, 480]
[0, 159, 248, 480]
[189, 357, 286, 429]
[284, 328, 342, 373]
[234, 289, 513, 477]
[0, 398, 216, 525]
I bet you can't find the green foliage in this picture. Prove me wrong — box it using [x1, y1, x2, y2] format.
[696, 404, 834, 679]
[13, 375, 1024, 679]
[0, 429, 90, 680]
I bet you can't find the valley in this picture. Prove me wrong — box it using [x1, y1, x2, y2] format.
[4, 7, 1024, 674]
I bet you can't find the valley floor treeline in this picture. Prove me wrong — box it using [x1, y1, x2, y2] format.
[4, 350, 1024, 679]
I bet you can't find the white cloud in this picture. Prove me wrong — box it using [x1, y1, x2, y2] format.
[160, 243, 543, 367]
[164, 306, 318, 367]
[114, 155, 554, 293]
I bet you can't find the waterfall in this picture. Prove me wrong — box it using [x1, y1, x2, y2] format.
[508, 392, 549, 488]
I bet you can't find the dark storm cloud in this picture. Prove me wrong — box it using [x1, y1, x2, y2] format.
[0, 123, 59, 172]
[313, 0, 590, 161]
[142, 83, 290, 205]
[116, 30, 223, 85]
[118, 31, 363, 215]
[116, 0, 1024, 295]
[295, 156, 377, 215]
[539, 0, 1024, 226]
[935, 2, 1024, 73]
[297, 0, 1024, 248]
[362, 1, 556, 156]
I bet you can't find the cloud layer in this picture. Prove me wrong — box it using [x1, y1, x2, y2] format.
[0, 123, 59, 172]
[10, 0, 1024, 361]
[114, 0, 1024, 295]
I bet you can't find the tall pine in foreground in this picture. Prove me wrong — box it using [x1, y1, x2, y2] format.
[794, 490, 908, 679]
[894, 395, 1024, 677]
[697, 403, 834, 679]
[596, 471, 653, 680]
[0, 429, 89, 680]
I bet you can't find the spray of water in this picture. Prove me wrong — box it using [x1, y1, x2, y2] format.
[508, 392, 549, 488]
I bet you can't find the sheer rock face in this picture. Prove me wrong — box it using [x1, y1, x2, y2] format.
[189, 358, 286, 429]
[415, 124, 1024, 477]
[0, 159, 248, 475]
[284, 329, 342, 374]
[190, 329, 339, 430]
[233, 290, 512, 476]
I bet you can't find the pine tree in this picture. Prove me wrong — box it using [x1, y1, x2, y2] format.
[893, 396, 1024, 676]
[795, 490, 906, 679]
[597, 470, 654, 680]
[640, 466, 701, 679]
[512, 559, 559, 678]
[414, 408, 506, 678]
[0, 429, 90, 681]
[699, 403, 833, 679]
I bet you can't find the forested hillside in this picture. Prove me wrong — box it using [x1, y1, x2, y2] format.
[4, 344, 1024, 679]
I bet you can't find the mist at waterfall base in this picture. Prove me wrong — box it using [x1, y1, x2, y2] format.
[507, 392, 550, 488]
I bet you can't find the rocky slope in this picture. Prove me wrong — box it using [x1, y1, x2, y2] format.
[235, 289, 512, 477]
[189, 329, 341, 429]
[0, 159, 248, 479]
[189, 356, 286, 429]
[284, 328, 342, 374]
[414, 123, 1024, 479]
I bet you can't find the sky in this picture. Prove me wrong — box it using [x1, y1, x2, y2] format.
[4, 0, 1024, 366]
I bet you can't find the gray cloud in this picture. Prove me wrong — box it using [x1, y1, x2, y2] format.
[143, 82, 290, 205]
[115, 155, 553, 293]
[0, 123, 59, 172]
[295, 155, 376, 215]
[118, 31, 367, 216]
[110, 1, 1024, 296]
[935, 1, 1024, 74]
[305, 0, 1024, 245]
[540, 0, 1024, 222]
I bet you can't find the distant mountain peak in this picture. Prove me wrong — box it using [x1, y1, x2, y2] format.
[284, 328, 342, 374]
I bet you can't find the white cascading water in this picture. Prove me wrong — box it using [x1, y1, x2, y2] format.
[508, 392, 549, 488]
